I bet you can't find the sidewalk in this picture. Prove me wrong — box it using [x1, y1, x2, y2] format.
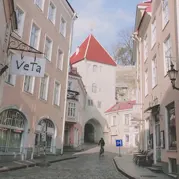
[0, 153, 77, 173]
[113, 155, 173, 179]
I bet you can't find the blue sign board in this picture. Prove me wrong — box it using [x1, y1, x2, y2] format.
[116, 139, 123, 147]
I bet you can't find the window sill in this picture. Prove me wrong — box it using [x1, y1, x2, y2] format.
[152, 84, 157, 90]
[45, 57, 51, 62]
[53, 103, 60, 108]
[48, 18, 55, 25]
[151, 42, 156, 50]
[5, 82, 15, 86]
[167, 149, 177, 152]
[39, 98, 47, 103]
[35, 4, 43, 12]
[23, 90, 34, 96]
[162, 20, 169, 31]
[60, 32, 66, 38]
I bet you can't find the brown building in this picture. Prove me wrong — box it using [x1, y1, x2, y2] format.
[134, 0, 179, 176]
[0, 0, 76, 161]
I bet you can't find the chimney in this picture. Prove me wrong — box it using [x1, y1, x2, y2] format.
[76, 46, 80, 55]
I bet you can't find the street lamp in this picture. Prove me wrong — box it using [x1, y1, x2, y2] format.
[167, 63, 179, 90]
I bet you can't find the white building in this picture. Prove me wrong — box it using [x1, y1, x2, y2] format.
[70, 34, 116, 143]
[105, 101, 139, 150]
[64, 67, 87, 148]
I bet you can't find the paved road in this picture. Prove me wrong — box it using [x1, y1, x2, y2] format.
[0, 152, 128, 179]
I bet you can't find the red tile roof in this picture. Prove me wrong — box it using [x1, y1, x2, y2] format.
[70, 34, 116, 66]
[105, 100, 136, 113]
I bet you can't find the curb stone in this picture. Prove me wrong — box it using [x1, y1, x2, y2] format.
[113, 158, 137, 179]
[0, 156, 77, 173]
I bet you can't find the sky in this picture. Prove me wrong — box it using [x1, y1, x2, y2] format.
[69, 0, 142, 54]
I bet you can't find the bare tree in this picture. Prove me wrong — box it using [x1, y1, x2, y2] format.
[113, 28, 135, 65]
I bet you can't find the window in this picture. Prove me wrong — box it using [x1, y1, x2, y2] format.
[124, 114, 129, 125]
[145, 69, 148, 96]
[97, 101, 101, 108]
[164, 35, 172, 75]
[93, 65, 97, 72]
[48, 2, 56, 23]
[68, 102, 76, 117]
[112, 116, 117, 126]
[88, 99, 93, 106]
[6, 53, 16, 86]
[144, 35, 148, 61]
[125, 134, 129, 143]
[68, 81, 72, 90]
[152, 55, 157, 87]
[15, 6, 25, 36]
[24, 76, 35, 93]
[166, 102, 176, 150]
[34, 0, 44, 10]
[30, 23, 40, 49]
[44, 37, 52, 61]
[39, 74, 49, 100]
[53, 81, 61, 106]
[57, 49, 64, 70]
[151, 18, 156, 47]
[92, 83, 97, 93]
[60, 17, 66, 37]
[162, 0, 169, 27]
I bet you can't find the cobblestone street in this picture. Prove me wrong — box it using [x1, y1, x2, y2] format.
[0, 152, 128, 179]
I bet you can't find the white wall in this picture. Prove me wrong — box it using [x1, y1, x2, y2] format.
[74, 59, 116, 131]
[106, 108, 139, 148]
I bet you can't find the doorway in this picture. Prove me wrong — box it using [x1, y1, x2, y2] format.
[84, 123, 95, 143]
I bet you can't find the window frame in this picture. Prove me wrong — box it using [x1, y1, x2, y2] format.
[152, 55, 157, 88]
[92, 83, 97, 93]
[34, 0, 45, 11]
[44, 35, 53, 61]
[59, 16, 67, 37]
[29, 21, 41, 50]
[23, 76, 35, 94]
[57, 48, 64, 70]
[48, 1, 56, 24]
[151, 18, 156, 48]
[163, 35, 172, 75]
[5, 52, 16, 86]
[15, 5, 25, 37]
[144, 69, 148, 96]
[162, 0, 169, 29]
[39, 74, 49, 101]
[53, 80, 61, 106]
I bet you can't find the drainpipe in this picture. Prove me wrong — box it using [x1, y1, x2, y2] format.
[60, 12, 77, 155]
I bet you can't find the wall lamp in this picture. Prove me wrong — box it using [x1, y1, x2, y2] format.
[167, 62, 179, 90]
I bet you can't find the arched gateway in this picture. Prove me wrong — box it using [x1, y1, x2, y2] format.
[84, 119, 103, 143]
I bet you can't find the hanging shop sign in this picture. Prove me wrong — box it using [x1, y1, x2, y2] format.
[10, 54, 46, 77]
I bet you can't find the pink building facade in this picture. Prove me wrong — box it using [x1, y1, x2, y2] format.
[64, 67, 86, 148]
[0, 0, 76, 162]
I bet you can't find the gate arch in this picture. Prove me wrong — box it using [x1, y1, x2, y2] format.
[84, 119, 103, 143]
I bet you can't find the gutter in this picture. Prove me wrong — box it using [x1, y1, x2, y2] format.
[60, 12, 77, 155]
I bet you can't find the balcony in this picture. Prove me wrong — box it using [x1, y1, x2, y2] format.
[66, 116, 77, 124]
[67, 89, 79, 101]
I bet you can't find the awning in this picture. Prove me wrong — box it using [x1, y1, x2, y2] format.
[144, 104, 160, 113]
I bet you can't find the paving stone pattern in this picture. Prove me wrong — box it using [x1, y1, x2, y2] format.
[0, 152, 128, 179]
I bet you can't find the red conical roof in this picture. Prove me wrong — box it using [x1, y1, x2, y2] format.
[70, 34, 116, 66]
